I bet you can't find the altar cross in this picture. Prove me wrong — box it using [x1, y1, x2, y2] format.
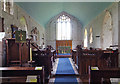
[19, 33, 23, 41]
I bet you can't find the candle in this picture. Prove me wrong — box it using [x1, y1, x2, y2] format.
[30, 48, 32, 61]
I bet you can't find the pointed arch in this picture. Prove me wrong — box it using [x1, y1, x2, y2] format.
[20, 16, 28, 32]
[101, 11, 112, 49]
[89, 26, 93, 44]
[20, 16, 28, 38]
[46, 11, 82, 50]
[56, 14, 71, 40]
[84, 28, 88, 48]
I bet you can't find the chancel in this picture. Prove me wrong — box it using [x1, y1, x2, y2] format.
[0, 0, 120, 84]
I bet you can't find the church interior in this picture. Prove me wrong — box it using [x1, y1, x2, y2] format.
[0, 0, 120, 84]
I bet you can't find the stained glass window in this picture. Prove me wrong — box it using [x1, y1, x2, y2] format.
[56, 15, 71, 40]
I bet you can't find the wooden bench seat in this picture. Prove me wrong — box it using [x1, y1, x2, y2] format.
[89, 66, 120, 84]
[75, 45, 118, 77]
[0, 67, 45, 84]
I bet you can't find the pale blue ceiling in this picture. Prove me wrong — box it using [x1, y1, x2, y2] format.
[16, 2, 112, 28]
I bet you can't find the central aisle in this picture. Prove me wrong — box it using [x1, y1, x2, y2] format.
[54, 58, 78, 83]
[56, 58, 75, 75]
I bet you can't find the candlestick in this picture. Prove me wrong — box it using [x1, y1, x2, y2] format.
[30, 48, 32, 61]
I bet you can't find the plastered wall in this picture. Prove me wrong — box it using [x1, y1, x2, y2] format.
[84, 3, 118, 49]
[1, 3, 45, 45]
[85, 3, 119, 67]
[0, 2, 45, 66]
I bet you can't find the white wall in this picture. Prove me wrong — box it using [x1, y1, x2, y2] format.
[84, 3, 118, 49]
[1, 3, 45, 45]
[0, 2, 45, 66]
[85, 3, 119, 67]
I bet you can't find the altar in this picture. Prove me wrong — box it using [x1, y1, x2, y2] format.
[58, 46, 71, 54]
[56, 40, 72, 54]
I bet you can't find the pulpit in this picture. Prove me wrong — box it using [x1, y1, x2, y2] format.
[6, 38, 30, 66]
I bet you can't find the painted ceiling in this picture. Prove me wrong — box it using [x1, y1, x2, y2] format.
[16, 2, 112, 28]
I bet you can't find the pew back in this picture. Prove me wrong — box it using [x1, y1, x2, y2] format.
[0, 67, 45, 84]
[77, 49, 102, 76]
[32, 48, 53, 80]
[89, 66, 120, 84]
[77, 47, 118, 77]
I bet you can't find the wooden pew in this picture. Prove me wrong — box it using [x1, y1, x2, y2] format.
[32, 48, 53, 82]
[89, 66, 120, 84]
[72, 49, 77, 64]
[77, 46, 119, 77]
[0, 66, 45, 84]
[51, 50, 56, 62]
[72, 49, 79, 70]
[72, 45, 82, 69]
[77, 47, 102, 76]
[99, 50, 118, 68]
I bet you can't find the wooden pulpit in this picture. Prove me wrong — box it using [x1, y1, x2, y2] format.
[6, 31, 30, 66]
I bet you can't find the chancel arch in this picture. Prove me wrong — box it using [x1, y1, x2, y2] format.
[101, 11, 113, 50]
[46, 11, 82, 50]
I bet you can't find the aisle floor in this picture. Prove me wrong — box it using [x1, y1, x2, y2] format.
[49, 58, 82, 84]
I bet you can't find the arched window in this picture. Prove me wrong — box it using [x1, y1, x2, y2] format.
[56, 14, 71, 40]
[89, 27, 93, 44]
[20, 16, 28, 38]
[84, 28, 88, 48]
[20, 16, 27, 31]
[102, 11, 112, 49]
[2, 0, 13, 15]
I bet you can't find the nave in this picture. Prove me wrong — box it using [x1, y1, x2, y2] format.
[0, 1, 120, 84]
[0, 44, 120, 84]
